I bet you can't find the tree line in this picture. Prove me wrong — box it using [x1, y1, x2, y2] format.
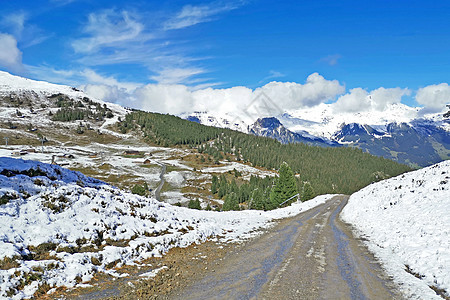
[119, 111, 412, 197]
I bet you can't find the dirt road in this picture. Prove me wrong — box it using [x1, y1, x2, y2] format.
[154, 163, 166, 201]
[171, 195, 403, 300]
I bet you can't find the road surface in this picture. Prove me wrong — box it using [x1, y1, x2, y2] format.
[172, 195, 403, 300]
[154, 163, 166, 201]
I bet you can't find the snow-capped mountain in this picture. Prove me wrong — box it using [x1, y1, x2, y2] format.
[179, 111, 249, 132]
[249, 117, 339, 147]
[183, 102, 450, 167]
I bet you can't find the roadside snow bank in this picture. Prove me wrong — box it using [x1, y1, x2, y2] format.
[0, 157, 333, 299]
[341, 160, 450, 300]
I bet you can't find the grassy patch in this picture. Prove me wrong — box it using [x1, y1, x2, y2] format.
[0, 256, 21, 270]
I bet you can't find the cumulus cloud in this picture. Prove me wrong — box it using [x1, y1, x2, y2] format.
[416, 83, 450, 112]
[333, 87, 410, 113]
[333, 88, 370, 113]
[0, 33, 24, 72]
[134, 84, 194, 115]
[371, 87, 411, 110]
[257, 73, 345, 108]
[131, 73, 344, 120]
[80, 84, 133, 105]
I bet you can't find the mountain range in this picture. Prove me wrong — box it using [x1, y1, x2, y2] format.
[0, 70, 448, 168]
[184, 104, 450, 168]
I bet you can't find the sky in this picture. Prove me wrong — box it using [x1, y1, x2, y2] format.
[0, 0, 449, 118]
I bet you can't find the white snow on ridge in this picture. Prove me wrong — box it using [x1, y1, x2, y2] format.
[341, 160, 450, 300]
[281, 102, 446, 139]
[0, 71, 127, 115]
[0, 157, 332, 299]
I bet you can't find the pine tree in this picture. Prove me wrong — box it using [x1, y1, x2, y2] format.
[211, 175, 218, 194]
[301, 181, 315, 201]
[188, 199, 201, 210]
[222, 192, 239, 211]
[269, 162, 298, 208]
[250, 188, 265, 210]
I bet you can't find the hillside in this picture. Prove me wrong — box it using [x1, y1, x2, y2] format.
[0, 71, 128, 148]
[0, 71, 412, 207]
[121, 110, 412, 196]
[0, 157, 332, 299]
[341, 160, 450, 299]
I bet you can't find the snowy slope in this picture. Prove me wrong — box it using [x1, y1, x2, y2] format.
[281, 102, 429, 138]
[341, 160, 450, 299]
[0, 157, 332, 299]
[179, 111, 249, 132]
[0, 71, 126, 115]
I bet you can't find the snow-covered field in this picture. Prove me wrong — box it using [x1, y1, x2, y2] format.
[201, 161, 277, 179]
[0, 157, 332, 299]
[341, 160, 450, 300]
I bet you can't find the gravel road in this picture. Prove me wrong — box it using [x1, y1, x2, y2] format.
[172, 195, 404, 300]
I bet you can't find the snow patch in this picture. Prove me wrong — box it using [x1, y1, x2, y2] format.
[341, 160, 450, 299]
[0, 157, 332, 299]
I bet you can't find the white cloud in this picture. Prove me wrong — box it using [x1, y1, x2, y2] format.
[333, 88, 370, 113]
[257, 73, 345, 108]
[259, 70, 285, 83]
[0, 33, 24, 72]
[80, 84, 133, 105]
[150, 67, 206, 85]
[370, 87, 410, 110]
[416, 83, 450, 112]
[2, 13, 26, 37]
[193, 86, 253, 115]
[81, 69, 139, 92]
[131, 73, 344, 121]
[333, 87, 410, 113]
[72, 10, 147, 54]
[320, 54, 342, 66]
[164, 2, 241, 30]
[134, 84, 194, 115]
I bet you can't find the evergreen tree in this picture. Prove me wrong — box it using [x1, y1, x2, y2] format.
[250, 188, 265, 210]
[188, 199, 201, 210]
[301, 181, 315, 201]
[269, 162, 298, 208]
[222, 192, 239, 211]
[211, 175, 218, 194]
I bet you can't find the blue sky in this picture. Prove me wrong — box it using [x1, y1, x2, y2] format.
[0, 0, 449, 114]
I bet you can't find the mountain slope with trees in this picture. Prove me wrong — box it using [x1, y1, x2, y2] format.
[119, 111, 412, 197]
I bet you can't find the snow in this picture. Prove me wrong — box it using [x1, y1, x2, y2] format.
[182, 101, 448, 142]
[0, 157, 333, 299]
[201, 161, 277, 180]
[0, 71, 126, 116]
[341, 160, 450, 299]
[139, 266, 168, 278]
[179, 111, 249, 133]
[281, 102, 444, 139]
